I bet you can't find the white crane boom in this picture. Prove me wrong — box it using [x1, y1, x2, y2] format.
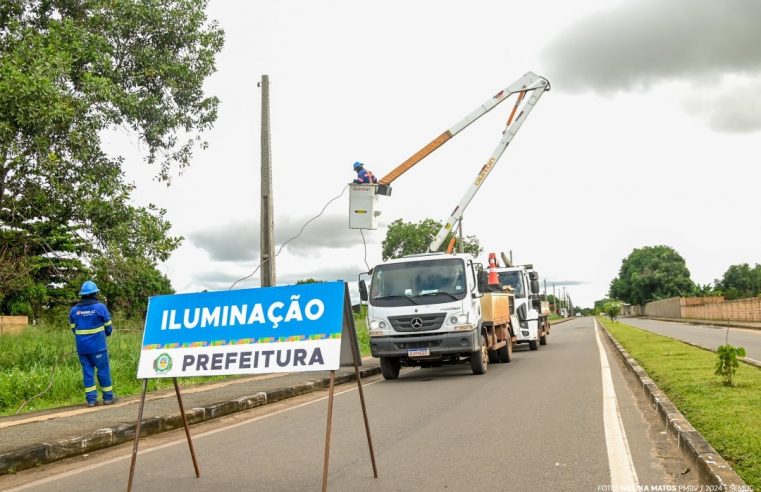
[428, 73, 549, 252]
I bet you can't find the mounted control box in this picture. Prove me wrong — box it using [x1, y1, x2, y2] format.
[349, 184, 381, 230]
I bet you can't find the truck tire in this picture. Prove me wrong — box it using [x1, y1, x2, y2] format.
[488, 350, 499, 363]
[380, 357, 401, 380]
[497, 341, 512, 363]
[470, 345, 488, 375]
[529, 339, 538, 351]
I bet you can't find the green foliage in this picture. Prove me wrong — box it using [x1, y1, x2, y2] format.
[609, 245, 695, 305]
[715, 263, 761, 300]
[295, 278, 323, 284]
[603, 300, 622, 321]
[0, 1, 224, 314]
[715, 344, 747, 387]
[381, 218, 482, 260]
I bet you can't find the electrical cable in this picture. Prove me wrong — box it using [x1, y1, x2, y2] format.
[228, 183, 349, 290]
[359, 228, 370, 272]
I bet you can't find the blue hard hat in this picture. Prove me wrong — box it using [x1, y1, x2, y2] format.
[353, 161, 364, 170]
[79, 280, 100, 296]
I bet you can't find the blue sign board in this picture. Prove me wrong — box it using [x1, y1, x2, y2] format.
[137, 281, 346, 378]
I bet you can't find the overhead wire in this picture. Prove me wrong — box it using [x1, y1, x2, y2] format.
[228, 183, 349, 290]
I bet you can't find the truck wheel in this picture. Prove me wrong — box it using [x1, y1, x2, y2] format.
[470, 345, 488, 375]
[540, 333, 547, 346]
[380, 357, 401, 380]
[488, 350, 499, 363]
[529, 339, 538, 351]
[497, 341, 512, 363]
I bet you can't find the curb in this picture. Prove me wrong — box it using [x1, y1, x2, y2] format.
[599, 324, 749, 491]
[0, 366, 381, 476]
[636, 316, 761, 332]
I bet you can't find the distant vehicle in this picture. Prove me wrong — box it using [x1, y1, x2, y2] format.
[575, 313, 582, 317]
[560, 308, 568, 318]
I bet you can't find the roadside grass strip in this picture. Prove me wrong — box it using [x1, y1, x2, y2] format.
[599, 317, 761, 490]
[0, 318, 370, 416]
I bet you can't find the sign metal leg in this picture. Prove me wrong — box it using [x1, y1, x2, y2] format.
[173, 378, 200, 477]
[127, 379, 148, 492]
[321, 370, 336, 492]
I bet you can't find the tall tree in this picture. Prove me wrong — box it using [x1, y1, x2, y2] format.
[715, 263, 761, 300]
[609, 245, 694, 305]
[382, 218, 482, 261]
[0, 1, 224, 315]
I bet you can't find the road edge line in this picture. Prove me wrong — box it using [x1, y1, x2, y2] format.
[594, 319, 639, 488]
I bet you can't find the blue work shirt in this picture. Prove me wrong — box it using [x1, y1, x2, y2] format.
[354, 169, 378, 184]
[69, 298, 113, 354]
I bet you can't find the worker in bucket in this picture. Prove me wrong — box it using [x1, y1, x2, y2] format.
[69, 280, 116, 407]
[353, 161, 378, 184]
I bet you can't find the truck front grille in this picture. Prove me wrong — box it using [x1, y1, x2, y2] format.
[388, 313, 446, 332]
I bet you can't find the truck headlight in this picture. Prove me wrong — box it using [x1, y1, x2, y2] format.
[519, 320, 528, 329]
[449, 314, 468, 324]
[370, 319, 379, 329]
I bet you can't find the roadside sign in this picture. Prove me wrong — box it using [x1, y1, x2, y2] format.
[137, 281, 346, 378]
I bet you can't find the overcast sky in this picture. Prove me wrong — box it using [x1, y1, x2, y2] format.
[113, 0, 760, 308]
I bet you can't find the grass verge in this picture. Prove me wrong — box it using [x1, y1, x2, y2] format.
[1, 317, 371, 417]
[598, 317, 761, 490]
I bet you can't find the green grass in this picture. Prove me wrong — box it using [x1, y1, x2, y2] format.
[1, 317, 371, 416]
[599, 317, 761, 489]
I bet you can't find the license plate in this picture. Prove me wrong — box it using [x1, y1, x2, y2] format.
[408, 348, 430, 357]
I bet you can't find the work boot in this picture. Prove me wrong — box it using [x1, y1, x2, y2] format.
[86, 400, 99, 408]
[103, 397, 118, 405]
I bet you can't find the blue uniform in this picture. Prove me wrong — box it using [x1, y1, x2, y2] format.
[354, 168, 378, 184]
[69, 298, 114, 403]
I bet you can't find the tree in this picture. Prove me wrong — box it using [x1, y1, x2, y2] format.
[295, 278, 323, 284]
[609, 245, 695, 305]
[0, 1, 223, 315]
[714, 263, 761, 300]
[381, 218, 482, 260]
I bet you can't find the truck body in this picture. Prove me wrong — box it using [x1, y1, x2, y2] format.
[362, 253, 515, 379]
[493, 265, 550, 350]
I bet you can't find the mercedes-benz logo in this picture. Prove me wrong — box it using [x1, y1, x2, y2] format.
[411, 317, 423, 329]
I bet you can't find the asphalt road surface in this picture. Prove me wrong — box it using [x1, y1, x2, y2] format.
[621, 317, 761, 363]
[2, 318, 700, 491]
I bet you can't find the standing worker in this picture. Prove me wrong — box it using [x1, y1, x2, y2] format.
[69, 280, 115, 407]
[353, 161, 378, 184]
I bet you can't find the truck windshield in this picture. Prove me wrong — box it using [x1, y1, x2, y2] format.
[370, 258, 467, 307]
[498, 271, 525, 298]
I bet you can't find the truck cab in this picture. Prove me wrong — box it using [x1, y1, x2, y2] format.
[493, 265, 550, 350]
[360, 253, 490, 379]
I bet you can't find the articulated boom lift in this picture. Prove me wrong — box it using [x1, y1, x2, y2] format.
[348, 72, 550, 246]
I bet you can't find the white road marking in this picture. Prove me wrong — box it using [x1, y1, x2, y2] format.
[4, 368, 411, 491]
[594, 319, 639, 489]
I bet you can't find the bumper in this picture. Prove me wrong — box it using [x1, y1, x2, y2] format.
[370, 330, 480, 358]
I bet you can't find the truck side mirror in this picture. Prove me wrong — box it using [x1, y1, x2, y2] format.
[530, 279, 540, 294]
[477, 270, 488, 293]
[528, 271, 539, 281]
[359, 280, 368, 302]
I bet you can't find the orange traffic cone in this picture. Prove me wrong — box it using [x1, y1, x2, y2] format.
[487, 252, 499, 285]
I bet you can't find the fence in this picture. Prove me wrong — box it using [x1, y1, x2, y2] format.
[0, 316, 29, 335]
[681, 296, 761, 322]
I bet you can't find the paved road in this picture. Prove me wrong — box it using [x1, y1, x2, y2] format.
[621, 317, 761, 362]
[2, 318, 698, 491]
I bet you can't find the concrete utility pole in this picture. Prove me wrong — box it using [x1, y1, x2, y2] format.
[259, 74, 276, 287]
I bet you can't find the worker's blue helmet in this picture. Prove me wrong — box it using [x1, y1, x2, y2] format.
[79, 280, 100, 296]
[353, 161, 364, 170]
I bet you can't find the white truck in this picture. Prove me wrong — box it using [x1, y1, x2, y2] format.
[359, 252, 516, 378]
[352, 72, 550, 378]
[493, 264, 550, 350]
